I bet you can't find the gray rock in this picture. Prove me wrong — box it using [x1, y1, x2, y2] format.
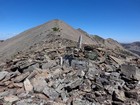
[121, 64, 140, 80]
[73, 98, 94, 105]
[84, 93, 96, 102]
[55, 83, 65, 93]
[0, 71, 8, 81]
[24, 63, 39, 72]
[0, 91, 9, 99]
[60, 90, 68, 102]
[3, 71, 20, 82]
[31, 77, 47, 92]
[42, 60, 56, 69]
[110, 72, 120, 80]
[104, 85, 115, 95]
[53, 102, 65, 105]
[52, 80, 61, 89]
[71, 60, 88, 71]
[19, 62, 36, 72]
[96, 77, 110, 86]
[43, 86, 59, 100]
[112, 90, 126, 102]
[135, 68, 140, 80]
[16, 99, 38, 105]
[76, 70, 85, 77]
[68, 78, 83, 89]
[14, 72, 30, 82]
[79, 79, 91, 92]
[86, 68, 100, 80]
[92, 83, 104, 91]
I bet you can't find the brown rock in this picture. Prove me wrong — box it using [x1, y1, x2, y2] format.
[4, 95, 19, 103]
[0, 86, 7, 92]
[109, 55, 125, 65]
[15, 88, 25, 95]
[13, 83, 23, 88]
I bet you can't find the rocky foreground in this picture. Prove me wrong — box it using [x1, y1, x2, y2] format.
[0, 35, 140, 105]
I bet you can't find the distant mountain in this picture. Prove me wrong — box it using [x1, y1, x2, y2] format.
[77, 29, 124, 50]
[121, 41, 140, 56]
[90, 35, 124, 50]
[0, 19, 135, 61]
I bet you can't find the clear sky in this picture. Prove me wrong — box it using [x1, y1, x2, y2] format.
[0, 0, 140, 42]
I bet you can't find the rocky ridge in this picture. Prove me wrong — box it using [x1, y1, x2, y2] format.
[0, 20, 140, 105]
[0, 20, 95, 61]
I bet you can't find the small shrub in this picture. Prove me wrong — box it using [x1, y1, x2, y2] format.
[52, 27, 61, 32]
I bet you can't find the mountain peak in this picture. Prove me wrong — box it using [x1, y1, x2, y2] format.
[0, 19, 95, 61]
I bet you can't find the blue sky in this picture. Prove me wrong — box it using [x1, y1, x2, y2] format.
[0, 0, 140, 42]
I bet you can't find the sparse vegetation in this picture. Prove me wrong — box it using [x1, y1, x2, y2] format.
[52, 27, 62, 32]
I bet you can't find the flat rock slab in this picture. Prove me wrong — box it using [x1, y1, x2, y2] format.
[0, 71, 8, 81]
[4, 95, 19, 103]
[43, 86, 59, 100]
[109, 55, 125, 65]
[24, 78, 33, 93]
[68, 78, 83, 89]
[14, 72, 30, 82]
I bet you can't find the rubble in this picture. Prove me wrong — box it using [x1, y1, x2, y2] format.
[0, 35, 140, 105]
